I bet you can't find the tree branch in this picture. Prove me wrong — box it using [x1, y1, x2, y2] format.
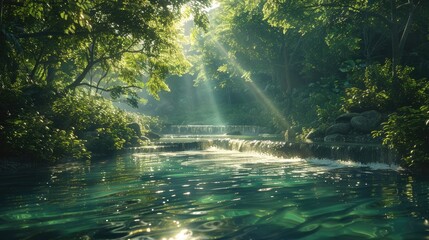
[76, 82, 142, 92]
[65, 38, 142, 91]
[95, 67, 109, 94]
[303, 3, 392, 27]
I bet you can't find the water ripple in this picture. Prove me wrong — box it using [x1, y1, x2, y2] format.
[0, 149, 427, 239]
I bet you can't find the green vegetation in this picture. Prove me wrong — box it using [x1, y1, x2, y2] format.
[374, 106, 429, 170]
[0, 0, 210, 162]
[1, 0, 429, 171]
[185, 0, 429, 170]
[343, 61, 429, 113]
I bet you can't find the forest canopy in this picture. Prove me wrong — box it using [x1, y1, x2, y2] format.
[0, 0, 210, 161]
[187, 0, 429, 169]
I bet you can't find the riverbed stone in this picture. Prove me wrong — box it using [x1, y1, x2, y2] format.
[350, 116, 371, 133]
[325, 123, 351, 135]
[361, 110, 382, 128]
[335, 113, 359, 123]
[324, 134, 346, 143]
[350, 111, 382, 133]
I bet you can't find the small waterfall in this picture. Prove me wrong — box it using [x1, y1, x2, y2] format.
[164, 125, 264, 135]
[206, 139, 399, 165]
[126, 138, 399, 166]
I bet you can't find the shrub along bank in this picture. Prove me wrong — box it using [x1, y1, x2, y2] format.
[0, 88, 154, 163]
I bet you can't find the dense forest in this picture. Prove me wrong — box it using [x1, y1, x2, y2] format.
[1, 0, 428, 171]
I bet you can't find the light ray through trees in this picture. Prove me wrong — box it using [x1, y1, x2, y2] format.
[213, 41, 289, 129]
[199, 65, 224, 124]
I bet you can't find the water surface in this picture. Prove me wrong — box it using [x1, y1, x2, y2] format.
[1, 148, 429, 239]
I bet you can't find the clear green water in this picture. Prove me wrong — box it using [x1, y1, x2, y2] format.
[1, 148, 429, 239]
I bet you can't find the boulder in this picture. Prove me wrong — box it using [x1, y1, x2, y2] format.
[350, 111, 383, 133]
[325, 123, 351, 135]
[127, 122, 142, 136]
[324, 134, 346, 143]
[350, 116, 371, 133]
[361, 110, 382, 128]
[335, 113, 359, 123]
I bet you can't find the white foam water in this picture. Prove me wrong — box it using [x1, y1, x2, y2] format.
[177, 148, 403, 172]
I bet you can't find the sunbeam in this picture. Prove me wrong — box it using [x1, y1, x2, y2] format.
[198, 65, 224, 124]
[213, 41, 290, 129]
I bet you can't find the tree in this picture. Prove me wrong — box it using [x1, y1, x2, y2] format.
[0, 0, 211, 103]
[0, 0, 212, 160]
[263, 0, 429, 94]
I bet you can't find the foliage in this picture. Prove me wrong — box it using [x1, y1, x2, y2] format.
[344, 60, 429, 169]
[374, 106, 429, 170]
[51, 92, 148, 154]
[0, 87, 152, 161]
[2, 111, 89, 162]
[0, 0, 210, 162]
[282, 78, 345, 130]
[0, 0, 210, 102]
[187, 0, 429, 171]
[343, 61, 429, 112]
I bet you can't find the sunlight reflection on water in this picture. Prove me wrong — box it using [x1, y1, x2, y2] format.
[0, 148, 428, 239]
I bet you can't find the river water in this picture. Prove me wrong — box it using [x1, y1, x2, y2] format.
[1, 148, 428, 239]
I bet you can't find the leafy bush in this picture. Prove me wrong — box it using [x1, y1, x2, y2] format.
[286, 78, 345, 128]
[51, 92, 146, 155]
[344, 60, 429, 170]
[343, 60, 427, 112]
[3, 112, 89, 162]
[374, 106, 429, 170]
[0, 88, 153, 162]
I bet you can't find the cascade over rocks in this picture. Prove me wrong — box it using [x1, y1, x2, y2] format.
[306, 110, 383, 143]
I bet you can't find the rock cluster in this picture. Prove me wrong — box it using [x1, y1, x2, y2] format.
[306, 110, 383, 143]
